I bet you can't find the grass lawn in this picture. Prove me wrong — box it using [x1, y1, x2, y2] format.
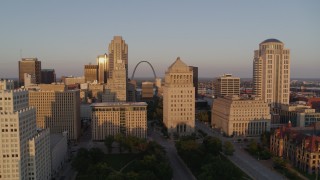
[104, 153, 139, 171]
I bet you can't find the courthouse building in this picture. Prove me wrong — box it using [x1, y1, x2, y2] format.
[163, 57, 195, 135]
[212, 95, 271, 136]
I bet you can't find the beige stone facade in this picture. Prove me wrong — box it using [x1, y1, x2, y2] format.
[214, 74, 240, 98]
[63, 76, 85, 85]
[108, 36, 128, 79]
[0, 79, 14, 90]
[104, 59, 127, 102]
[141, 81, 154, 100]
[163, 57, 195, 135]
[253, 39, 290, 107]
[29, 89, 81, 140]
[211, 96, 271, 136]
[91, 102, 147, 140]
[0, 82, 51, 179]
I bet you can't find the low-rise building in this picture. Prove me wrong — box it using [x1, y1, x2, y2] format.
[212, 95, 271, 136]
[270, 123, 320, 174]
[91, 102, 147, 140]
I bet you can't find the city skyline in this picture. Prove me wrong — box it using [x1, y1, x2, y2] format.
[0, 1, 319, 79]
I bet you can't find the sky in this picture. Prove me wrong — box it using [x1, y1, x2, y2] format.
[0, 1, 319, 79]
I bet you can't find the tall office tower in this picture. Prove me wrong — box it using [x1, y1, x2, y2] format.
[108, 36, 128, 79]
[19, 58, 41, 86]
[91, 102, 147, 140]
[253, 39, 290, 107]
[104, 59, 127, 102]
[189, 66, 198, 98]
[29, 86, 80, 140]
[41, 69, 56, 84]
[127, 80, 136, 102]
[0, 80, 51, 180]
[163, 57, 195, 135]
[84, 64, 98, 83]
[97, 54, 109, 83]
[211, 96, 271, 136]
[213, 74, 240, 98]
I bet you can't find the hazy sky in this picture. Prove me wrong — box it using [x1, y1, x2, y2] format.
[0, 1, 319, 79]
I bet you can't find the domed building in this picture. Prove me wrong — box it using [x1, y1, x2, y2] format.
[253, 39, 290, 108]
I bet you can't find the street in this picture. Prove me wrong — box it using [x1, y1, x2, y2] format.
[196, 121, 285, 180]
[150, 129, 196, 180]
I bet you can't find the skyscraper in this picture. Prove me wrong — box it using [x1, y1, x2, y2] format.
[214, 74, 240, 98]
[108, 36, 128, 79]
[253, 39, 290, 107]
[104, 59, 127, 102]
[29, 85, 81, 140]
[0, 79, 51, 180]
[84, 64, 98, 83]
[97, 54, 109, 84]
[18, 58, 41, 86]
[163, 57, 195, 135]
[189, 66, 198, 98]
[41, 69, 56, 84]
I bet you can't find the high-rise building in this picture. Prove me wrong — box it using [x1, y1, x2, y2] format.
[253, 39, 290, 107]
[108, 36, 128, 79]
[91, 102, 147, 140]
[97, 54, 109, 83]
[214, 74, 240, 98]
[84, 64, 98, 83]
[212, 96, 271, 136]
[104, 59, 127, 102]
[41, 69, 56, 84]
[0, 80, 51, 180]
[163, 57, 195, 135]
[18, 58, 41, 86]
[189, 66, 198, 98]
[29, 86, 80, 140]
[127, 80, 136, 102]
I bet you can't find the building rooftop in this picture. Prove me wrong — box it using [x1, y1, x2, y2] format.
[261, 38, 282, 44]
[50, 133, 67, 148]
[91, 102, 147, 107]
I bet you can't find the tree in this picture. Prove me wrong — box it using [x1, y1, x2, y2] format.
[197, 111, 209, 123]
[71, 148, 89, 172]
[223, 141, 235, 156]
[104, 135, 114, 153]
[202, 136, 222, 155]
[115, 133, 126, 153]
[273, 157, 286, 169]
[260, 131, 271, 147]
[247, 139, 258, 155]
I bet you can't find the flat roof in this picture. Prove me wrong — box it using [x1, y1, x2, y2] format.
[91, 102, 148, 107]
[50, 133, 65, 148]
